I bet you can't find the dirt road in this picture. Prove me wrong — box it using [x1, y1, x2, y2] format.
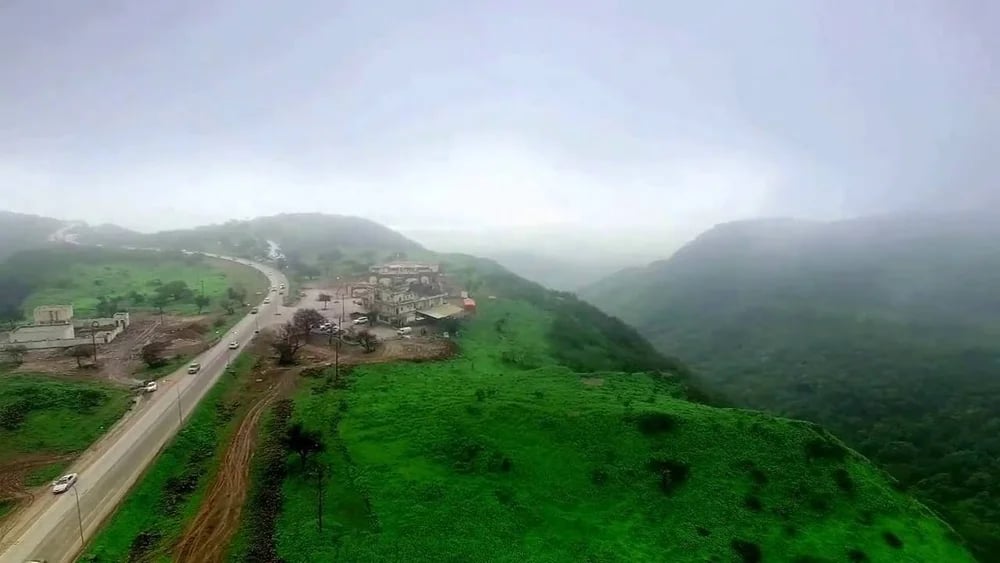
[172, 369, 295, 563]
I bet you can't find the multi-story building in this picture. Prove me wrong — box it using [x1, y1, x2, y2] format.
[364, 262, 458, 326]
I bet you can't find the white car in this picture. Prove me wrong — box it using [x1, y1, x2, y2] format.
[263, 298, 271, 304]
[353, 316, 369, 325]
[228, 341, 239, 349]
[144, 381, 158, 393]
[187, 362, 201, 374]
[52, 473, 78, 494]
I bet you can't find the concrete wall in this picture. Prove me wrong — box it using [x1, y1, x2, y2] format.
[32, 304, 73, 325]
[9, 324, 74, 344]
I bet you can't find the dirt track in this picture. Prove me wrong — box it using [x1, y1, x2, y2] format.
[172, 369, 295, 563]
[0, 453, 74, 534]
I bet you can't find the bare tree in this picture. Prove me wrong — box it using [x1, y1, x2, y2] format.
[317, 293, 332, 310]
[293, 308, 325, 333]
[357, 329, 378, 353]
[141, 341, 168, 368]
[272, 322, 305, 365]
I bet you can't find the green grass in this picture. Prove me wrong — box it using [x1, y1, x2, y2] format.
[21, 252, 267, 318]
[272, 299, 972, 563]
[0, 373, 132, 465]
[81, 353, 257, 563]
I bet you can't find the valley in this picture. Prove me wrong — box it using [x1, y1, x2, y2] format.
[0, 210, 985, 562]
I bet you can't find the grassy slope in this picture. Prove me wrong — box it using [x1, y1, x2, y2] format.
[22, 254, 267, 317]
[81, 353, 256, 563]
[273, 299, 970, 563]
[0, 373, 131, 465]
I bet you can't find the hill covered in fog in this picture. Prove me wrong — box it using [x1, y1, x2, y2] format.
[580, 211, 1000, 558]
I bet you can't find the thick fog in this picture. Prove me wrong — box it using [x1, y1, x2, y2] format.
[1, 1, 996, 251]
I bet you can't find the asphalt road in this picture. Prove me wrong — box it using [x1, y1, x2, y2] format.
[0, 254, 288, 563]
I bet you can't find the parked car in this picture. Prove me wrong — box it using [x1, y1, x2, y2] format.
[354, 316, 369, 325]
[250, 307, 258, 314]
[51, 473, 78, 494]
[228, 341, 239, 349]
[187, 362, 201, 374]
[263, 298, 270, 304]
[397, 327, 412, 336]
[144, 381, 158, 393]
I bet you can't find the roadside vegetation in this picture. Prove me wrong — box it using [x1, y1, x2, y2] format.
[0, 372, 132, 518]
[81, 353, 258, 562]
[0, 246, 267, 326]
[254, 298, 969, 562]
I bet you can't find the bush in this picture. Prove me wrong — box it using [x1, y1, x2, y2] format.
[634, 412, 678, 435]
[730, 539, 762, 563]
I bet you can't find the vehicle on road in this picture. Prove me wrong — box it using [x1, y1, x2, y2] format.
[143, 381, 157, 393]
[354, 316, 369, 325]
[397, 326, 412, 336]
[51, 473, 78, 494]
[250, 307, 258, 314]
[228, 341, 239, 349]
[280, 283, 286, 289]
[263, 298, 270, 304]
[187, 362, 201, 374]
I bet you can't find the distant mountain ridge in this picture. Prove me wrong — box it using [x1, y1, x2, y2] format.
[0, 211, 423, 263]
[579, 210, 1000, 558]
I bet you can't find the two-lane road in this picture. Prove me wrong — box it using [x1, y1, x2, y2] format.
[0, 254, 288, 563]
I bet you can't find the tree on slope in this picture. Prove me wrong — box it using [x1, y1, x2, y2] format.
[281, 422, 325, 470]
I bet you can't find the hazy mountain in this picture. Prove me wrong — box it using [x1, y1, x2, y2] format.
[0, 210, 72, 260]
[580, 211, 1000, 558]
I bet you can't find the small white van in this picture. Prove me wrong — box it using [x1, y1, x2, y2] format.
[396, 327, 412, 336]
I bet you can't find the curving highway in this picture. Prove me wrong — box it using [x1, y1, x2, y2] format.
[0, 254, 287, 563]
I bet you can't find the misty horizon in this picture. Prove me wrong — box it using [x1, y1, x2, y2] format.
[2, 1, 996, 237]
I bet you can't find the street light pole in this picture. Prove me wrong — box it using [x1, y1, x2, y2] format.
[71, 483, 85, 547]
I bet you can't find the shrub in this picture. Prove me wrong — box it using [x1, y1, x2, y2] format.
[634, 412, 678, 435]
[883, 531, 903, 549]
[804, 438, 847, 462]
[730, 539, 762, 563]
[646, 459, 690, 495]
[833, 467, 855, 494]
[744, 495, 763, 512]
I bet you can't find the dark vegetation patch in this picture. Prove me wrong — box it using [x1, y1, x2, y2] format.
[242, 398, 293, 562]
[633, 411, 678, 435]
[832, 467, 855, 494]
[847, 548, 870, 562]
[590, 468, 609, 486]
[696, 526, 711, 537]
[730, 539, 762, 563]
[646, 458, 690, 495]
[743, 495, 763, 512]
[804, 437, 847, 462]
[883, 531, 904, 549]
[126, 529, 163, 563]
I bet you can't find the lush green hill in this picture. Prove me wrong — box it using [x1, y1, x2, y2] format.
[579, 212, 1000, 559]
[258, 296, 969, 562]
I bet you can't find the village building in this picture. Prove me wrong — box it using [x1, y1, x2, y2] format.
[364, 262, 463, 326]
[7, 304, 131, 349]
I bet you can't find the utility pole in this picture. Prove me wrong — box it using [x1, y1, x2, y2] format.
[90, 320, 99, 365]
[317, 463, 325, 531]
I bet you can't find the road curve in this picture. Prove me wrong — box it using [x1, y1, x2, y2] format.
[0, 253, 287, 563]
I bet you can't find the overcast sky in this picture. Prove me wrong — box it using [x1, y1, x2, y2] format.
[1, 0, 996, 236]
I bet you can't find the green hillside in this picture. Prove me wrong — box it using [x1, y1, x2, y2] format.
[260, 296, 969, 562]
[579, 212, 1000, 559]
